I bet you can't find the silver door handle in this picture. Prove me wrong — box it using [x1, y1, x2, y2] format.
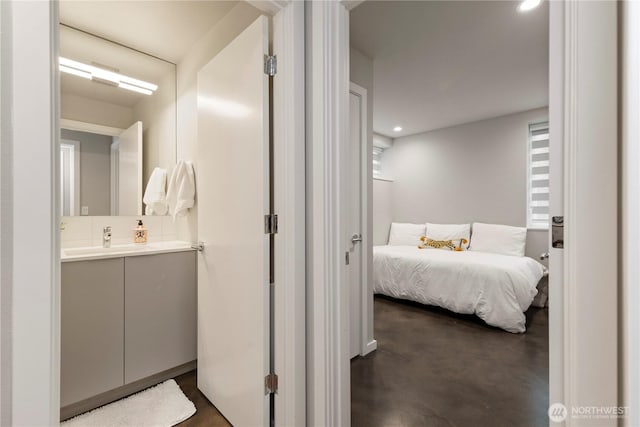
[351, 234, 362, 244]
[540, 252, 549, 260]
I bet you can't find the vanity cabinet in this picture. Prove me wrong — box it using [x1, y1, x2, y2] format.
[61, 258, 125, 407]
[124, 252, 197, 383]
[60, 250, 196, 415]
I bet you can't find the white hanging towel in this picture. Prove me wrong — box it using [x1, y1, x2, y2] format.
[143, 167, 168, 215]
[166, 160, 196, 221]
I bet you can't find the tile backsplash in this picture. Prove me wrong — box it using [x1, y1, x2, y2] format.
[60, 216, 178, 248]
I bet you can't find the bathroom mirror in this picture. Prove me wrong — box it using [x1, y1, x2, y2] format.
[59, 25, 177, 216]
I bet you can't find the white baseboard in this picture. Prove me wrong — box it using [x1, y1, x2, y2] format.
[362, 340, 378, 356]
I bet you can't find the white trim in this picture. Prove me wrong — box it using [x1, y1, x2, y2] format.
[555, 1, 618, 425]
[621, 2, 640, 425]
[548, 1, 564, 419]
[0, 2, 12, 423]
[246, 0, 289, 16]
[272, 1, 306, 426]
[2, 1, 60, 424]
[341, 1, 365, 12]
[110, 140, 120, 216]
[349, 82, 375, 357]
[60, 118, 124, 137]
[60, 139, 80, 216]
[306, 1, 350, 425]
[372, 176, 393, 183]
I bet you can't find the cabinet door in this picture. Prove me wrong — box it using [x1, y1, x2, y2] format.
[61, 259, 125, 407]
[124, 251, 197, 383]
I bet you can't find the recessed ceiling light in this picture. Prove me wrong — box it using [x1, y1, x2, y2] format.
[518, 0, 541, 12]
[393, 126, 402, 132]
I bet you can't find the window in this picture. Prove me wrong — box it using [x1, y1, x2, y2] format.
[373, 146, 385, 179]
[527, 121, 550, 229]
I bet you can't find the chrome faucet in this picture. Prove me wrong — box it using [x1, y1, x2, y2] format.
[103, 226, 112, 248]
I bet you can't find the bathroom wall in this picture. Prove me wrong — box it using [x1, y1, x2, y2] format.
[61, 128, 112, 216]
[61, 93, 134, 129]
[60, 216, 177, 249]
[57, 4, 261, 246]
[175, 2, 262, 242]
[132, 69, 177, 188]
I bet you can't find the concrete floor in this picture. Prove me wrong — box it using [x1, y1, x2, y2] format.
[351, 296, 549, 427]
[174, 371, 230, 427]
[175, 295, 548, 427]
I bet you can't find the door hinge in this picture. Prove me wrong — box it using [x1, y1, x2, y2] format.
[264, 214, 278, 235]
[265, 373, 278, 394]
[264, 55, 277, 76]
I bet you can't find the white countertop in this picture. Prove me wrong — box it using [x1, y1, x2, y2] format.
[61, 240, 196, 262]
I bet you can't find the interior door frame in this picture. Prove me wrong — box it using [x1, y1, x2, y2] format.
[621, 2, 640, 426]
[349, 82, 375, 357]
[550, 2, 618, 426]
[0, 0, 61, 424]
[240, 1, 308, 426]
[307, 0, 621, 426]
[267, 2, 307, 426]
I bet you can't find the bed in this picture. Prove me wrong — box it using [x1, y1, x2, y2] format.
[373, 245, 546, 333]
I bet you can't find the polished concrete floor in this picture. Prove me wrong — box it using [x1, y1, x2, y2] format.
[175, 296, 548, 427]
[175, 371, 231, 427]
[351, 296, 549, 427]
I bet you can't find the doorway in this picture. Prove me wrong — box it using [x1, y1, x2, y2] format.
[349, 1, 551, 425]
[348, 82, 376, 359]
[305, 0, 620, 425]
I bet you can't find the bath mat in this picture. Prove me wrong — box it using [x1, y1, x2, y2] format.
[62, 379, 196, 427]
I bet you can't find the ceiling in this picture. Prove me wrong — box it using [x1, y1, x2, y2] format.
[350, 0, 549, 138]
[59, 1, 238, 63]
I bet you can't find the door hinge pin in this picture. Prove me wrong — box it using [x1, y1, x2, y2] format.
[264, 214, 278, 235]
[265, 373, 278, 394]
[264, 55, 277, 76]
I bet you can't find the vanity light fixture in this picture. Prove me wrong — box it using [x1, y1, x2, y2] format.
[518, 0, 541, 12]
[393, 126, 403, 132]
[59, 57, 158, 95]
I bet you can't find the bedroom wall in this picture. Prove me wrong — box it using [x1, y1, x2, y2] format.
[373, 133, 394, 245]
[385, 107, 549, 264]
[373, 179, 393, 245]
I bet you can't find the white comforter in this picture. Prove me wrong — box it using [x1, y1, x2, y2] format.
[373, 245, 546, 333]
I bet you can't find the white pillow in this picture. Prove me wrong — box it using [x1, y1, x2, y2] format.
[388, 222, 425, 246]
[425, 223, 471, 249]
[469, 222, 527, 257]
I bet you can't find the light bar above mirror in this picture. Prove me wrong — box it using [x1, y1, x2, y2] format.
[59, 57, 158, 95]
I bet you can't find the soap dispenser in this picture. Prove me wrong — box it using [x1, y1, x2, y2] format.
[134, 219, 148, 244]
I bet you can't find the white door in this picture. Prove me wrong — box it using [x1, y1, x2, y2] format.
[116, 121, 142, 216]
[60, 140, 80, 217]
[348, 87, 364, 359]
[196, 16, 270, 427]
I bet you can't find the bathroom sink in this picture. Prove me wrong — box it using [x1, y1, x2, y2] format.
[61, 241, 194, 262]
[63, 244, 155, 257]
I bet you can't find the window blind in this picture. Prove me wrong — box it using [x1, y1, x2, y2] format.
[373, 146, 384, 179]
[527, 121, 550, 228]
